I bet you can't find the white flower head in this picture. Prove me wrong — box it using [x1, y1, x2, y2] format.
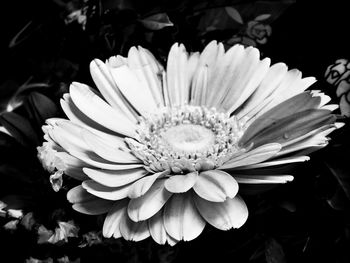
[38, 41, 342, 244]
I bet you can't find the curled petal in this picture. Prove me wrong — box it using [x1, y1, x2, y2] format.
[219, 143, 281, 169]
[234, 174, 294, 184]
[165, 171, 198, 193]
[128, 171, 167, 199]
[82, 180, 131, 200]
[81, 129, 140, 163]
[128, 179, 172, 222]
[69, 82, 136, 137]
[193, 170, 238, 202]
[194, 195, 248, 230]
[103, 199, 128, 238]
[148, 210, 167, 245]
[83, 167, 148, 187]
[163, 192, 206, 241]
[119, 211, 150, 241]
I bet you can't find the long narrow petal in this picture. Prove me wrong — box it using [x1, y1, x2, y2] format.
[240, 92, 322, 144]
[82, 180, 132, 200]
[221, 47, 260, 113]
[67, 185, 95, 203]
[69, 82, 136, 137]
[109, 65, 158, 115]
[72, 199, 114, 215]
[194, 195, 248, 230]
[83, 167, 148, 187]
[128, 171, 166, 199]
[148, 210, 167, 245]
[237, 62, 288, 119]
[234, 175, 294, 184]
[103, 199, 128, 238]
[207, 44, 245, 108]
[68, 149, 143, 170]
[119, 210, 150, 241]
[163, 192, 206, 241]
[193, 170, 238, 202]
[61, 95, 129, 149]
[128, 47, 164, 107]
[242, 109, 336, 148]
[81, 129, 140, 163]
[164, 172, 198, 193]
[166, 43, 190, 106]
[127, 179, 172, 222]
[229, 58, 271, 115]
[236, 156, 310, 169]
[90, 59, 138, 122]
[67, 186, 115, 215]
[219, 143, 281, 169]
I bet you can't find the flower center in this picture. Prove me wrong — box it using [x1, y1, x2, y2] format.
[125, 106, 247, 173]
[161, 124, 215, 154]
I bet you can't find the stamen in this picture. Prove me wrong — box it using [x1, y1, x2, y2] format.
[126, 106, 247, 173]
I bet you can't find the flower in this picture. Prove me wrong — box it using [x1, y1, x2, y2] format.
[325, 58, 350, 116]
[246, 20, 272, 44]
[38, 41, 341, 245]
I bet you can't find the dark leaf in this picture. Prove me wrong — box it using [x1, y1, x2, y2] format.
[265, 238, 286, 263]
[139, 13, 173, 30]
[24, 92, 59, 127]
[225, 7, 243, 24]
[0, 112, 39, 146]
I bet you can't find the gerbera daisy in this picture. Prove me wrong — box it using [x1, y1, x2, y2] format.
[38, 41, 342, 245]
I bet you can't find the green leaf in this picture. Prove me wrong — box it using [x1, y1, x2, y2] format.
[139, 13, 174, 30]
[265, 238, 286, 263]
[24, 92, 59, 127]
[0, 112, 39, 146]
[225, 7, 243, 24]
[255, 14, 272, 21]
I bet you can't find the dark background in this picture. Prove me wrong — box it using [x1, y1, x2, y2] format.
[1, 1, 350, 263]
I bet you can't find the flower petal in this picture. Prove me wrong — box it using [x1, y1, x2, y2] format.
[67, 185, 94, 203]
[229, 57, 271, 115]
[103, 199, 128, 238]
[67, 186, 114, 215]
[164, 171, 198, 193]
[61, 94, 129, 149]
[69, 82, 136, 137]
[119, 211, 150, 241]
[83, 167, 148, 187]
[193, 170, 238, 202]
[219, 143, 281, 170]
[206, 44, 245, 108]
[148, 210, 167, 245]
[82, 180, 132, 200]
[221, 47, 260, 113]
[163, 192, 206, 241]
[240, 92, 322, 144]
[194, 195, 248, 230]
[90, 59, 138, 122]
[128, 171, 166, 199]
[243, 109, 336, 148]
[127, 47, 164, 107]
[109, 64, 158, 115]
[234, 174, 294, 184]
[81, 129, 140, 163]
[166, 43, 190, 106]
[237, 155, 310, 169]
[68, 149, 143, 170]
[236, 62, 288, 119]
[72, 199, 114, 215]
[127, 179, 172, 222]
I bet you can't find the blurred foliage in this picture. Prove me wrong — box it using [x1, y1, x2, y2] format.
[1, 0, 350, 262]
